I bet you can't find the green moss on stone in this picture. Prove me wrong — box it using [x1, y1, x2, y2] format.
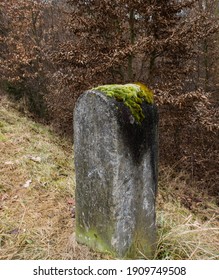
[76, 226, 114, 255]
[76, 224, 155, 259]
[92, 83, 154, 124]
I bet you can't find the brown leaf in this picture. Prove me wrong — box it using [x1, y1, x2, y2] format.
[67, 198, 75, 205]
[22, 179, 32, 188]
[7, 228, 20, 235]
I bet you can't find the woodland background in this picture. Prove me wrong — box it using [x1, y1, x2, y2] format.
[0, 0, 218, 197]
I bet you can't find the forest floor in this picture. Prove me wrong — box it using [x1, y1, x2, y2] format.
[0, 94, 218, 260]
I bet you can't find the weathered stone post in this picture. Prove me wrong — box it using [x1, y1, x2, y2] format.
[74, 88, 158, 259]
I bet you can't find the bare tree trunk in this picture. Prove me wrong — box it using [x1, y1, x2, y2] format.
[128, 9, 135, 81]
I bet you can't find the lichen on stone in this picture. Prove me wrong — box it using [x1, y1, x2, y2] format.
[92, 83, 154, 124]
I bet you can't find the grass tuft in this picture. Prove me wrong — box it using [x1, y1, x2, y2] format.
[156, 166, 219, 260]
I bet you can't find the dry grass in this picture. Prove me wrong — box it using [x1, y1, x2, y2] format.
[156, 168, 219, 259]
[0, 95, 104, 259]
[0, 95, 218, 260]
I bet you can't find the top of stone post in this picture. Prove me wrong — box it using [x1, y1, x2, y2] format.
[92, 83, 154, 124]
[75, 86, 158, 164]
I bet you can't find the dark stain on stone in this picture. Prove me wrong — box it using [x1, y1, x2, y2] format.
[114, 100, 158, 164]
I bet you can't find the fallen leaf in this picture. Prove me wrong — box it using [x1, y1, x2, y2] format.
[1, 194, 9, 201]
[25, 239, 33, 244]
[12, 195, 19, 203]
[4, 160, 20, 165]
[4, 161, 14, 165]
[22, 179, 32, 188]
[28, 156, 41, 163]
[67, 198, 75, 205]
[7, 228, 20, 235]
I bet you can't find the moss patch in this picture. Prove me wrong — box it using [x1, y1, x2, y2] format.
[93, 83, 154, 124]
[76, 226, 113, 256]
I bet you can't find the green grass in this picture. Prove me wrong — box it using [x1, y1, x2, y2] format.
[0, 95, 218, 260]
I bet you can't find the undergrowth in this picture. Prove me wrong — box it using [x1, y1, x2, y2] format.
[0, 95, 218, 260]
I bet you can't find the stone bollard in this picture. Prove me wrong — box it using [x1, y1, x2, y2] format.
[74, 87, 158, 259]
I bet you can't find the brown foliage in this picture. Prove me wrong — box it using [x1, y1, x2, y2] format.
[0, 0, 65, 117]
[0, 0, 218, 192]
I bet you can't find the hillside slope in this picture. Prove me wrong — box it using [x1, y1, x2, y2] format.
[0, 96, 103, 259]
[0, 95, 218, 259]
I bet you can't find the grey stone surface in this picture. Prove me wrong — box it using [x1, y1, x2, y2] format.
[74, 90, 158, 259]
